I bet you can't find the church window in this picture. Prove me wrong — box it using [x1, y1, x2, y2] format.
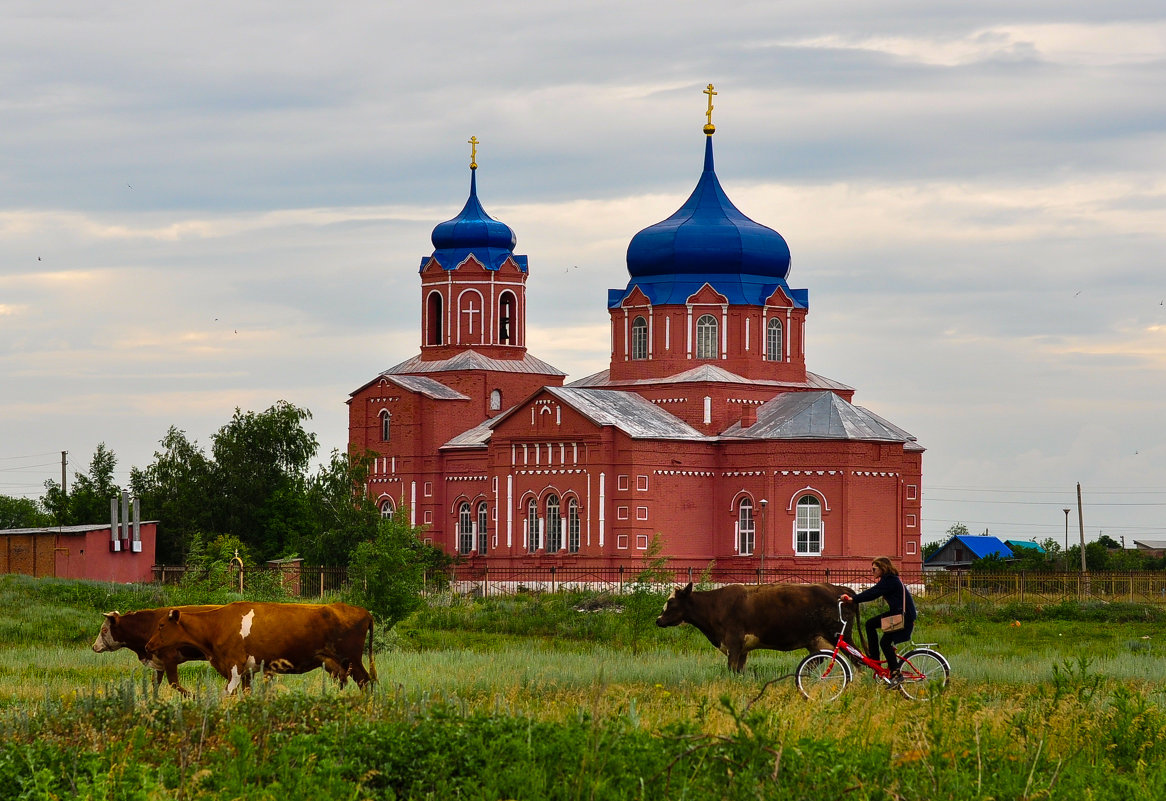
[380, 410, 391, 442]
[696, 314, 718, 359]
[458, 502, 474, 555]
[426, 292, 443, 345]
[766, 318, 783, 362]
[527, 497, 540, 552]
[631, 316, 648, 360]
[546, 494, 562, 552]
[477, 502, 489, 554]
[498, 292, 516, 344]
[567, 498, 580, 553]
[489, 389, 502, 411]
[380, 499, 394, 519]
[795, 495, 822, 555]
[738, 498, 755, 555]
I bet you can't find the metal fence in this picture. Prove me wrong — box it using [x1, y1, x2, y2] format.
[151, 563, 1166, 604]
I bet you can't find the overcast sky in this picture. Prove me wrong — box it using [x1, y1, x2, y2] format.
[2, 2, 1164, 547]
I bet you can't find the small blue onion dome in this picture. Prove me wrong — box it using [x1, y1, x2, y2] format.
[431, 168, 517, 253]
[626, 136, 790, 280]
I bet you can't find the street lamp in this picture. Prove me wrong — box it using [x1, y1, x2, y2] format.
[1063, 508, 1071, 558]
[759, 499, 768, 580]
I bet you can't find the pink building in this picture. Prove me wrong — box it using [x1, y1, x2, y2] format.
[349, 104, 923, 574]
[0, 522, 158, 583]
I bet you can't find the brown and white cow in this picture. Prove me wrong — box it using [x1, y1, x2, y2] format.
[145, 601, 376, 693]
[655, 582, 858, 672]
[91, 606, 219, 695]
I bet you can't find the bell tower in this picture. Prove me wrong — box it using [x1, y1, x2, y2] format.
[418, 137, 530, 362]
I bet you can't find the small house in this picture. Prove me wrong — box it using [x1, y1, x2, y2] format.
[924, 534, 1012, 570]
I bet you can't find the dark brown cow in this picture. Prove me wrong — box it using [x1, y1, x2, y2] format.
[145, 601, 376, 693]
[91, 606, 219, 695]
[655, 582, 858, 672]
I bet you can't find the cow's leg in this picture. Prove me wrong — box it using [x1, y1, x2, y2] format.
[809, 634, 833, 652]
[723, 636, 748, 673]
[347, 658, 371, 689]
[163, 660, 192, 697]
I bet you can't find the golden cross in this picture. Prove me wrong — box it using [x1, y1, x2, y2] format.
[468, 136, 479, 169]
[703, 84, 717, 126]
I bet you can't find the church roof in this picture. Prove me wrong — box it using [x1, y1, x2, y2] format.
[381, 375, 470, 400]
[543, 387, 709, 440]
[381, 350, 567, 377]
[721, 390, 918, 443]
[425, 167, 523, 272]
[441, 420, 495, 449]
[625, 135, 790, 281]
[568, 366, 852, 393]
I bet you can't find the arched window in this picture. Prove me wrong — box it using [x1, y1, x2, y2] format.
[738, 498, 755, 555]
[379, 410, 391, 442]
[458, 502, 473, 555]
[426, 292, 443, 345]
[696, 314, 718, 359]
[498, 292, 516, 344]
[545, 494, 562, 552]
[527, 497, 540, 553]
[489, 389, 502, 411]
[379, 499, 395, 519]
[477, 502, 489, 554]
[630, 316, 648, 360]
[796, 495, 822, 555]
[567, 498, 581, 553]
[766, 318, 783, 362]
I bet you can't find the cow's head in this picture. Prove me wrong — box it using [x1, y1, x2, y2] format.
[91, 611, 124, 653]
[145, 608, 185, 658]
[655, 582, 694, 627]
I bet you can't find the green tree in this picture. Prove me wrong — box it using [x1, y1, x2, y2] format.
[209, 401, 318, 561]
[129, 427, 216, 563]
[298, 449, 381, 566]
[41, 444, 120, 525]
[346, 512, 447, 628]
[0, 495, 52, 528]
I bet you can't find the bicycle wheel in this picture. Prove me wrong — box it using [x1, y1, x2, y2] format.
[898, 648, 950, 700]
[796, 651, 852, 701]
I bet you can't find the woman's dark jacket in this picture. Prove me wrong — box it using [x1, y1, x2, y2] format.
[853, 573, 917, 622]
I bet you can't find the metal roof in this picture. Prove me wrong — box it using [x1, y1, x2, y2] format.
[543, 387, 709, 440]
[1, 523, 154, 536]
[382, 350, 566, 377]
[924, 535, 1013, 564]
[382, 374, 470, 401]
[722, 391, 918, 443]
[568, 367, 853, 393]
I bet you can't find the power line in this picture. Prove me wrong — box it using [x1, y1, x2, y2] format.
[927, 497, 1166, 507]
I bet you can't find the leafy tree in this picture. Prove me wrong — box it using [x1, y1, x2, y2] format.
[209, 401, 318, 561]
[921, 540, 942, 560]
[298, 449, 381, 566]
[129, 427, 216, 563]
[0, 495, 52, 528]
[41, 444, 121, 525]
[346, 511, 448, 627]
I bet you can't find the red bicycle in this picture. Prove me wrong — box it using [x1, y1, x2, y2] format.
[796, 600, 950, 701]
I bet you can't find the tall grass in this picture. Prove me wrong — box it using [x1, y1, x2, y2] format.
[4, 574, 1166, 798]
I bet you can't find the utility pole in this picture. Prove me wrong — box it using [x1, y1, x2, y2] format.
[1077, 482, 1086, 572]
[61, 451, 68, 495]
[1062, 507, 1070, 559]
[759, 499, 768, 579]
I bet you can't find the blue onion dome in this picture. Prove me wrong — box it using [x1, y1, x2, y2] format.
[431, 168, 517, 253]
[626, 135, 791, 280]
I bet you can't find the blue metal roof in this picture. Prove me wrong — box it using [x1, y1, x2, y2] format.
[925, 534, 1013, 564]
[423, 167, 524, 273]
[1006, 539, 1046, 553]
[625, 135, 791, 281]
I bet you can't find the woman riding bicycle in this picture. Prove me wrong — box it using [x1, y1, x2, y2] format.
[842, 556, 916, 687]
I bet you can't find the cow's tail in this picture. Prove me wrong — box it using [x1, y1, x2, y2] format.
[366, 617, 378, 684]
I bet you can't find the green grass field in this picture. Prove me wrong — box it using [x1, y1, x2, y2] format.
[2, 574, 1165, 799]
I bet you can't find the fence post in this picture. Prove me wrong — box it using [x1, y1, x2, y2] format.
[484, 565, 489, 599]
[619, 564, 624, 594]
[551, 565, 556, 594]
[688, 566, 693, 585]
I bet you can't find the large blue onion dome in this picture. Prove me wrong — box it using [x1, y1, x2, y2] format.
[425, 167, 521, 272]
[625, 135, 791, 280]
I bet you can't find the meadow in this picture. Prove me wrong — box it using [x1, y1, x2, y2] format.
[2, 574, 1165, 800]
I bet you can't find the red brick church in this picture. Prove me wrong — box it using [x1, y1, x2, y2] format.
[348, 90, 924, 574]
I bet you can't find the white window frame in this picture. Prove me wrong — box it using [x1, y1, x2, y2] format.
[794, 495, 822, 555]
[738, 498, 755, 555]
[695, 314, 718, 359]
